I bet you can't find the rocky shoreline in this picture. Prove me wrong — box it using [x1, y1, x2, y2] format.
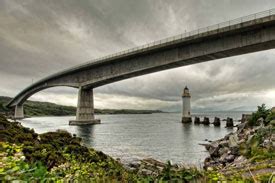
[1, 105, 274, 181]
[202, 106, 275, 180]
[124, 106, 275, 181]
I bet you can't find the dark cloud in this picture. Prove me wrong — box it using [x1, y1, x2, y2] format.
[0, 0, 275, 111]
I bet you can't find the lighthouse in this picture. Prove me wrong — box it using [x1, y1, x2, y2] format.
[182, 86, 192, 123]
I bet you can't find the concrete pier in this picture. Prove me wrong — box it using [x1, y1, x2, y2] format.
[213, 117, 221, 126]
[226, 117, 234, 127]
[14, 105, 24, 119]
[69, 88, 100, 125]
[194, 117, 200, 124]
[202, 117, 210, 125]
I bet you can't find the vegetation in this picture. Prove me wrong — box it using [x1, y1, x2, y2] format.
[0, 96, 163, 117]
[239, 125, 275, 161]
[248, 104, 272, 126]
[0, 114, 202, 182]
[1, 104, 274, 181]
[240, 104, 275, 161]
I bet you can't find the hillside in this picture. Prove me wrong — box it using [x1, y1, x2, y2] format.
[0, 96, 163, 117]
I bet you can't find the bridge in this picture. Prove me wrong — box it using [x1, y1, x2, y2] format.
[6, 9, 275, 125]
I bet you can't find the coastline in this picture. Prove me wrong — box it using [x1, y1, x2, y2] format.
[1, 106, 274, 181]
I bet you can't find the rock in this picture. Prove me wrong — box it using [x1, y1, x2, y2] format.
[208, 143, 220, 157]
[237, 139, 245, 145]
[229, 146, 239, 156]
[140, 168, 153, 176]
[219, 152, 229, 163]
[225, 154, 235, 163]
[213, 117, 221, 126]
[237, 122, 247, 133]
[141, 158, 165, 168]
[204, 156, 211, 164]
[218, 147, 229, 156]
[257, 117, 264, 126]
[219, 140, 229, 147]
[202, 117, 210, 125]
[233, 156, 247, 167]
[224, 132, 234, 140]
[194, 117, 200, 124]
[262, 139, 271, 147]
[226, 117, 234, 127]
[228, 134, 238, 147]
[128, 161, 141, 169]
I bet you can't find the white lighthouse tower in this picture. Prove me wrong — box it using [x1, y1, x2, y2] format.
[182, 86, 192, 123]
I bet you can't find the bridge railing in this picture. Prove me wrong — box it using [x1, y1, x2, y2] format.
[83, 8, 275, 65]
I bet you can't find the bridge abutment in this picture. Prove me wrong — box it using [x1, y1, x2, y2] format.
[69, 87, 100, 125]
[14, 105, 24, 119]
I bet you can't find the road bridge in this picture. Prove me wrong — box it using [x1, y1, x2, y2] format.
[7, 9, 275, 125]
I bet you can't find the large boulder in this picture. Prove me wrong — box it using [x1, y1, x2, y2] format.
[228, 134, 238, 147]
[236, 122, 247, 134]
[218, 147, 229, 157]
[225, 154, 235, 163]
[208, 143, 220, 157]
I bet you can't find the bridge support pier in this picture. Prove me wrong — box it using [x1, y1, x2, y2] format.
[69, 87, 100, 125]
[14, 105, 24, 119]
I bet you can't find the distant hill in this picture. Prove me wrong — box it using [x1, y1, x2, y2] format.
[0, 96, 163, 117]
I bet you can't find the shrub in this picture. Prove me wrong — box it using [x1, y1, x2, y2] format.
[249, 104, 271, 126]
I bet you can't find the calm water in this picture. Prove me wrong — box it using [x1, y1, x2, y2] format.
[19, 112, 244, 165]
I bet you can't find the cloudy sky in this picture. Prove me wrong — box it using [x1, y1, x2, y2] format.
[0, 0, 275, 112]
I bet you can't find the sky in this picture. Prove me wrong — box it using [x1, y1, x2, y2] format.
[0, 0, 275, 112]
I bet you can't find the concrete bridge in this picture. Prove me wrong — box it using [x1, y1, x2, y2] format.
[6, 9, 275, 125]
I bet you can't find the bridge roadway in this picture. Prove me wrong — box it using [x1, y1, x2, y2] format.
[7, 9, 275, 125]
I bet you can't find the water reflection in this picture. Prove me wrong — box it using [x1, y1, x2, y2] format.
[76, 125, 95, 146]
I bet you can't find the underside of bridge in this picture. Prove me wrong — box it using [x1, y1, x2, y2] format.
[7, 11, 275, 125]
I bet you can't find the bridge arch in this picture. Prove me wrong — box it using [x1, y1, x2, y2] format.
[11, 83, 78, 119]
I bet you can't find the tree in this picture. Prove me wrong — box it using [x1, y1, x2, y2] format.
[249, 104, 271, 126]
